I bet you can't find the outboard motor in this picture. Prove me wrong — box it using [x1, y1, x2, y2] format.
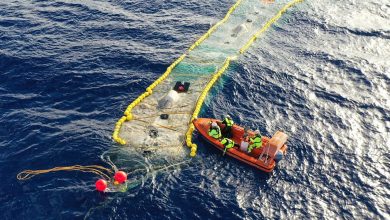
[268, 131, 288, 163]
[274, 150, 284, 163]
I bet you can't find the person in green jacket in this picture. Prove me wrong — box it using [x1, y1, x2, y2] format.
[208, 122, 221, 139]
[248, 130, 262, 153]
[222, 115, 234, 138]
[221, 137, 235, 155]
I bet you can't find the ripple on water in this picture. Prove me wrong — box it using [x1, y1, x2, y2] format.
[0, 0, 389, 219]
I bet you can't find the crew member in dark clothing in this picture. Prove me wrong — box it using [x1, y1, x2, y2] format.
[221, 115, 234, 138]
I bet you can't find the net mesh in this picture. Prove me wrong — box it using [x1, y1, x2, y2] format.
[118, 0, 293, 157]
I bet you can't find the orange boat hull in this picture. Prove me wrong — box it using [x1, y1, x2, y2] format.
[193, 118, 287, 173]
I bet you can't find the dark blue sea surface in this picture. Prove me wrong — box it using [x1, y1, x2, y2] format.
[1, 0, 389, 219]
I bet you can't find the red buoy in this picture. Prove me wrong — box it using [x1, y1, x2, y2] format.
[95, 179, 107, 192]
[114, 171, 127, 184]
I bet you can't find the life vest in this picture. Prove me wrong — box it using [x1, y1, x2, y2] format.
[223, 118, 234, 127]
[250, 135, 262, 148]
[221, 138, 234, 149]
[208, 127, 221, 139]
[248, 135, 262, 153]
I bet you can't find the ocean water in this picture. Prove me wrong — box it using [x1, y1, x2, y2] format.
[0, 0, 389, 219]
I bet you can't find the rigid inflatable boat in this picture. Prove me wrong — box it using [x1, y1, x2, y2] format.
[193, 118, 288, 172]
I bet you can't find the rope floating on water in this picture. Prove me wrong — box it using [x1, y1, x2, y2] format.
[17, 165, 114, 181]
[17, 159, 191, 193]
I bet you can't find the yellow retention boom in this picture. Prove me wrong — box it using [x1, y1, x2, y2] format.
[113, 0, 243, 145]
[239, 0, 304, 54]
[114, 0, 304, 157]
[186, 57, 231, 157]
[185, 0, 304, 157]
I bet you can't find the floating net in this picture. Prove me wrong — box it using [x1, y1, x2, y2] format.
[16, 0, 304, 194]
[116, 0, 303, 157]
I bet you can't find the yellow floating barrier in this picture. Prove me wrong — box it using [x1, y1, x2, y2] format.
[112, 0, 244, 146]
[113, 0, 304, 158]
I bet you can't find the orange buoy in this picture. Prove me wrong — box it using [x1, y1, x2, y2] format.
[114, 171, 127, 184]
[95, 179, 107, 192]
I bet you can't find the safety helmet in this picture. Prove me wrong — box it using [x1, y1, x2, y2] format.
[211, 122, 218, 128]
[225, 115, 231, 119]
[254, 130, 260, 134]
